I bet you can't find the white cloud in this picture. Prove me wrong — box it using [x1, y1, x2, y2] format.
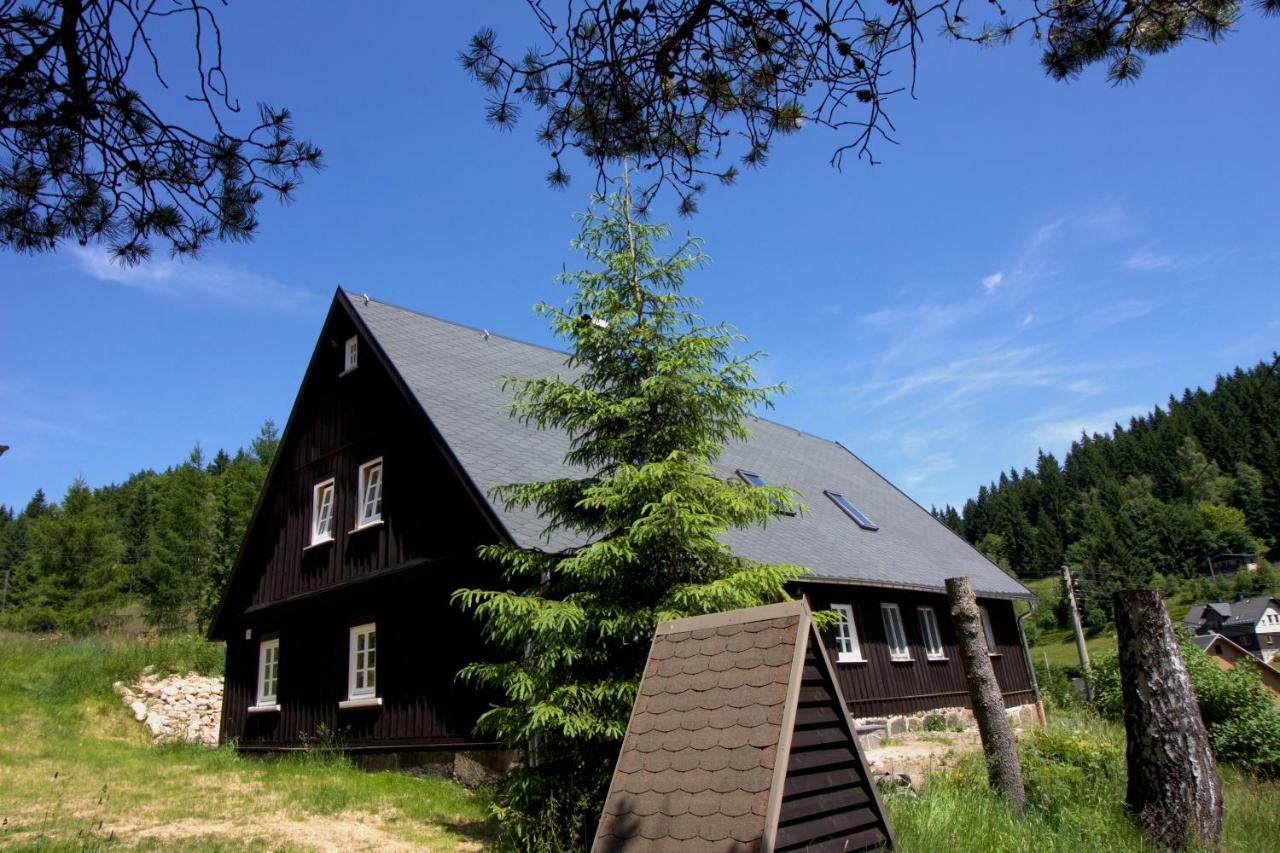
[69, 246, 313, 310]
[1123, 246, 1177, 271]
[1083, 299, 1157, 328]
[981, 271, 1004, 293]
[1021, 312, 1035, 327]
[899, 452, 958, 488]
[1030, 405, 1143, 449]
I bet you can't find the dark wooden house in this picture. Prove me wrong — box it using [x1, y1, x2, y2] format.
[1183, 595, 1280, 665]
[209, 290, 1037, 753]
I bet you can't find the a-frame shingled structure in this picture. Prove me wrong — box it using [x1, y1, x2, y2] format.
[594, 600, 894, 852]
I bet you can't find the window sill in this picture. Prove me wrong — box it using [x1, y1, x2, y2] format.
[303, 538, 333, 551]
[338, 696, 382, 710]
[988, 652, 1003, 658]
[349, 520, 383, 534]
[926, 655, 949, 662]
[889, 656, 914, 664]
[338, 367, 357, 377]
[247, 703, 281, 714]
[837, 656, 867, 665]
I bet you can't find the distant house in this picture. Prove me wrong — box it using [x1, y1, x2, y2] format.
[1207, 553, 1260, 578]
[1191, 633, 1280, 708]
[1183, 595, 1280, 664]
[208, 290, 1038, 755]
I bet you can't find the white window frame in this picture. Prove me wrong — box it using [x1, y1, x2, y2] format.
[347, 623, 377, 700]
[310, 478, 335, 545]
[355, 458, 383, 529]
[880, 603, 912, 661]
[343, 335, 358, 372]
[918, 606, 946, 660]
[831, 603, 864, 663]
[980, 605, 998, 654]
[252, 637, 280, 711]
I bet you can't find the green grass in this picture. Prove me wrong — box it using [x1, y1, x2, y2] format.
[0, 632, 493, 850]
[884, 709, 1280, 852]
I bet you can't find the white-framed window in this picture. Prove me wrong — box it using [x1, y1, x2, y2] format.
[880, 603, 911, 661]
[831, 603, 864, 663]
[348, 623, 377, 699]
[356, 458, 383, 527]
[919, 606, 946, 660]
[344, 336, 358, 372]
[980, 605, 997, 652]
[256, 638, 280, 706]
[311, 479, 335, 545]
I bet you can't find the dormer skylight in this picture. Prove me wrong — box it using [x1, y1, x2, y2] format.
[825, 490, 878, 530]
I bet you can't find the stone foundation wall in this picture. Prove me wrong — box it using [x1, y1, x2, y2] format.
[113, 666, 222, 747]
[855, 701, 1042, 750]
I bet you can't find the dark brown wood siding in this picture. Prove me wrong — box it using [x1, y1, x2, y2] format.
[226, 305, 497, 617]
[776, 639, 890, 852]
[220, 565, 495, 749]
[797, 582, 1036, 719]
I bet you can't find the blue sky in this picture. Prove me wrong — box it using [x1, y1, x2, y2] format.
[1, 4, 1277, 513]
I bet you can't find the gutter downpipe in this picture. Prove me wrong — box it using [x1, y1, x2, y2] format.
[1017, 599, 1048, 726]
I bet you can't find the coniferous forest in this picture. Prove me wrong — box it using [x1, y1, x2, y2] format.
[933, 358, 1280, 629]
[2, 360, 1277, 638]
[0, 422, 279, 635]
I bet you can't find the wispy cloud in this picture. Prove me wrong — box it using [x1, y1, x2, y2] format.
[1123, 246, 1177, 271]
[69, 246, 313, 310]
[981, 271, 1004, 293]
[1083, 299, 1157, 328]
[1030, 404, 1144, 449]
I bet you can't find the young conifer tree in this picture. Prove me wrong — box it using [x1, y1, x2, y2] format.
[454, 177, 807, 850]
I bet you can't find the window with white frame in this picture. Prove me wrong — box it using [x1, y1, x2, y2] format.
[831, 603, 864, 663]
[344, 336, 358, 372]
[311, 479, 335, 545]
[880, 603, 911, 660]
[356, 459, 383, 527]
[348, 623, 377, 699]
[256, 638, 280, 706]
[980, 606, 997, 652]
[919, 606, 945, 659]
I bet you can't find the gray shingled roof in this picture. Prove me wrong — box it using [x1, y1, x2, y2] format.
[1184, 597, 1279, 629]
[347, 292, 1032, 600]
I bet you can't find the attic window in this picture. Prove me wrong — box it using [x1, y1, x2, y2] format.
[825, 490, 878, 530]
[735, 469, 795, 516]
[356, 459, 383, 528]
[311, 479, 335, 545]
[343, 336, 358, 372]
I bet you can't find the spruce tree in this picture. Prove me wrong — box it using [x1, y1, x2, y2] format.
[454, 180, 806, 851]
[143, 446, 215, 631]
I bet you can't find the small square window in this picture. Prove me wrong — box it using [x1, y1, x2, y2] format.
[356, 459, 383, 527]
[344, 336, 358, 372]
[311, 479, 335, 545]
[831, 603, 864, 663]
[881, 603, 911, 661]
[349, 623, 377, 699]
[256, 638, 279, 706]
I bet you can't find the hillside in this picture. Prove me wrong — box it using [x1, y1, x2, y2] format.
[936, 358, 1279, 630]
[0, 633, 493, 850]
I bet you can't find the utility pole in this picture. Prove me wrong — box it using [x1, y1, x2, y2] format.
[1063, 563, 1092, 700]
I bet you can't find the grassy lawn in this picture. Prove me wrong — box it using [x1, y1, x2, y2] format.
[0, 632, 494, 851]
[884, 709, 1280, 852]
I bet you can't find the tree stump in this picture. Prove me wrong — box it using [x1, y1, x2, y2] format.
[946, 576, 1026, 814]
[1113, 588, 1221, 849]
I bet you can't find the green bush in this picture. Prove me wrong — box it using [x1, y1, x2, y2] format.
[924, 713, 947, 732]
[1091, 638, 1280, 778]
[1035, 659, 1083, 711]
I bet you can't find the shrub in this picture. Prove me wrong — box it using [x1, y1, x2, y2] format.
[1091, 638, 1280, 778]
[925, 713, 947, 732]
[1035, 659, 1083, 711]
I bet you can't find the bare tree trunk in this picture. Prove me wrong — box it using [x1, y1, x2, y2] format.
[1113, 588, 1221, 850]
[946, 576, 1026, 814]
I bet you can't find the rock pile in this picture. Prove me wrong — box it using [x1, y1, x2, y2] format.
[113, 666, 223, 747]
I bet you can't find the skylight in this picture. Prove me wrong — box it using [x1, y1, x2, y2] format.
[736, 470, 766, 487]
[825, 490, 878, 530]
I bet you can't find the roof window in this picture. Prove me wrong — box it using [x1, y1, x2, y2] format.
[736, 469, 795, 516]
[825, 490, 878, 530]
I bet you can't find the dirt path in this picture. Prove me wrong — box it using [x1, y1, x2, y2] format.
[864, 729, 987, 788]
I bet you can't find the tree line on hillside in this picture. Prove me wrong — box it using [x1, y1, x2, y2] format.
[934, 358, 1280, 630]
[0, 422, 278, 635]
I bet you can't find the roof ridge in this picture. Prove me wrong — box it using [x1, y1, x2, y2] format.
[349, 290, 857, 452]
